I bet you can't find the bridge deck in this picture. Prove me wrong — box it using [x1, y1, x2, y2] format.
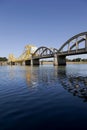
[58, 48, 87, 56]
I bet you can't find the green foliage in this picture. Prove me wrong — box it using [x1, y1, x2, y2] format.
[67, 58, 87, 62]
[0, 57, 8, 61]
[81, 59, 87, 62]
[66, 58, 72, 62]
[72, 58, 81, 62]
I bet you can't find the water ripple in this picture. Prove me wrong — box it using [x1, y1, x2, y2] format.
[0, 65, 87, 129]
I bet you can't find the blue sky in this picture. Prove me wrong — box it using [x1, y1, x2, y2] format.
[0, 0, 87, 58]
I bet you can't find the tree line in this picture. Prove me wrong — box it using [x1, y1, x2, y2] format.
[0, 57, 8, 61]
[66, 58, 87, 62]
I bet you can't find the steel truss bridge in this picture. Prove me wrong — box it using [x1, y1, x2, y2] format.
[8, 32, 87, 66]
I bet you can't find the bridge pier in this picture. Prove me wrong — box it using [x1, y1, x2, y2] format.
[10, 61, 15, 65]
[25, 60, 31, 65]
[22, 61, 26, 65]
[54, 54, 58, 66]
[17, 61, 25, 65]
[32, 59, 39, 65]
[25, 59, 39, 66]
[57, 55, 66, 66]
[54, 54, 66, 66]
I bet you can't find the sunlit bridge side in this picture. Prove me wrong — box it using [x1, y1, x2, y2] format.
[8, 32, 87, 66]
[58, 32, 87, 56]
[32, 46, 58, 59]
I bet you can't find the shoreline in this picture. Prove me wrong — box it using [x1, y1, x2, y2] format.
[41, 61, 87, 65]
[67, 61, 87, 64]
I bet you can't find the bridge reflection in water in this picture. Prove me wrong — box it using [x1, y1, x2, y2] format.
[23, 64, 87, 102]
[1, 65, 87, 129]
[58, 65, 87, 102]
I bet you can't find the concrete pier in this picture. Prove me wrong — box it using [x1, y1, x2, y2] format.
[10, 62, 15, 65]
[25, 59, 39, 66]
[25, 60, 31, 65]
[57, 55, 66, 66]
[33, 59, 39, 65]
[53, 54, 66, 66]
[53, 54, 58, 66]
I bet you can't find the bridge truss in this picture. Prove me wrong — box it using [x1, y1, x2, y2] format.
[58, 32, 87, 56]
[33, 46, 58, 59]
[8, 32, 87, 65]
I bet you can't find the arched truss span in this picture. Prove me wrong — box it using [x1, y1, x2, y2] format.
[58, 32, 87, 52]
[33, 46, 58, 58]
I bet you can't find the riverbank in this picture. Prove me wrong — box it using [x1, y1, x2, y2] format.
[41, 61, 87, 65]
[67, 61, 87, 64]
[1, 61, 87, 66]
[40, 61, 53, 65]
[0, 61, 7, 65]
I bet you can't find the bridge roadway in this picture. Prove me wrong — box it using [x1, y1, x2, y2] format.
[58, 48, 87, 56]
[9, 32, 87, 66]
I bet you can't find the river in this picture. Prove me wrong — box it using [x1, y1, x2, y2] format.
[0, 64, 87, 130]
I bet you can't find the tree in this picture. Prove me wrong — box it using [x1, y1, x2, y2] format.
[0, 57, 8, 61]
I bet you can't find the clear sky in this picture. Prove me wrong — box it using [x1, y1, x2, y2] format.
[0, 0, 87, 58]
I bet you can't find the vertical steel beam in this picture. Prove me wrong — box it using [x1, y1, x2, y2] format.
[85, 34, 87, 51]
[76, 38, 78, 52]
[68, 42, 70, 53]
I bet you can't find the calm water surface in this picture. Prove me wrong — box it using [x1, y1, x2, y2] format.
[0, 64, 87, 130]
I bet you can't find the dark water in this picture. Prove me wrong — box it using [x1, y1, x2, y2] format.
[1, 64, 87, 130]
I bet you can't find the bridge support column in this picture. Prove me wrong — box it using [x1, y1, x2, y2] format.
[25, 60, 31, 65]
[54, 54, 58, 66]
[32, 59, 39, 65]
[10, 61, 15, 65]
[57, 55, 66, 66]
[22, 61, 25, 65]
[30, 58, 33, 65]
[19, 61, 23, 65]
[85, 34, 87, 51]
